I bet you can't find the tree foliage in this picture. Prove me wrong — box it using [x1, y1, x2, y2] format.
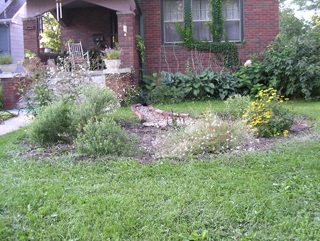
[279, 8, 310, 38]
[40, 12, 61, 52]
[262, 34, 320, 99]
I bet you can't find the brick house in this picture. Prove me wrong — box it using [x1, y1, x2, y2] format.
[22, 0, 279, 83]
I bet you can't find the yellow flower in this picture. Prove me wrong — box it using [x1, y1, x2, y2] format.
[283, 130, 289, 137]
[284, 98, 289, 101]
[276, 133, 280, 136]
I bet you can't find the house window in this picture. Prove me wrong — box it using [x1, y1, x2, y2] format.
[163, 0, 184, 43]
[162, 0, 242, 44]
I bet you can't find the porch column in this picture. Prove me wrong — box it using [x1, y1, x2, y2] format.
[117, 11, 139, 85]
[22, 18, 40, 57]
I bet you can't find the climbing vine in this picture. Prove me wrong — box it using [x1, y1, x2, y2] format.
[207, 0, 224, 42]
[174, 0, 239, 70]
[135, 35, 145, 63]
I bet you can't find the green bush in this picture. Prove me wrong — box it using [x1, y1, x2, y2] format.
[262, 34, 320, 100]
[143, 72, 185, 104]
[243, 88, 294, 138]
[27, 101, 74, 146]
[225, 94, 251, 120]
[0, 54, 13, 65]
[233, 54, 275, 97]
[75, 117, 138, 156]
[70, 84, 119, 128]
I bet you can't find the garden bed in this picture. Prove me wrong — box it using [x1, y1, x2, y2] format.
[20, 108, 313, 163]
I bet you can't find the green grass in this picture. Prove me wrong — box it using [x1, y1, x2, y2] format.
[154, 100, 226, 117]
[0, 100, 319, 240]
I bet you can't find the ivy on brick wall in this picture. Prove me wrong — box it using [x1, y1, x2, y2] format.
[175, 0, 239, 70]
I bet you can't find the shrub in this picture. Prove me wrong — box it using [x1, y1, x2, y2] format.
[225, 94, 251, 120]
[243, 88, 294, 138]
[155, 114, 251, 158]
[75, 117, 138, 156]
[143, 72, 185, 104]
[262, 34, 320, 100]
[27, 101, 74, 146]
[0, 54, 13, 65]
[233, 54, 275, 97]
[70, 84, 119, 128]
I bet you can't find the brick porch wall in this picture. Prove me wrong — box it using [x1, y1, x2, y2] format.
[1, 76, 21, 110]
[117, 11, 140, 85]
[138, 0, 279, 74]
[22, 18, 40, 57]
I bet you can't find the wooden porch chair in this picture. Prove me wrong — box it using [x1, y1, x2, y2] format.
[68, 41, 90, 68]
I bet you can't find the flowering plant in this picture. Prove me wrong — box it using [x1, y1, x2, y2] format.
[0, 54, 13, 65]
[243, 88, 294, 138]
[101, 43, 122, 60]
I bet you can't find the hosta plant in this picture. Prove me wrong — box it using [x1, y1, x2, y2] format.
[243, 88, 294, 137]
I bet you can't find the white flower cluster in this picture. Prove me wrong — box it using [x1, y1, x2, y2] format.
[244, 59, 252, 67]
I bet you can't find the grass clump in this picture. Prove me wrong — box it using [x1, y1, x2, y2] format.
[243, 88, 294, 137]
[225, 94, 251, 120]
[75, 117, 138, 156]
[156, 114, 251, 158]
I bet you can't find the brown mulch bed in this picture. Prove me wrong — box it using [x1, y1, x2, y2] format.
[19, 108, 314, 163]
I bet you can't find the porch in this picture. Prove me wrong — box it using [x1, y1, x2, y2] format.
[0, 67, 133, 110]
[22, 0, 141, 84]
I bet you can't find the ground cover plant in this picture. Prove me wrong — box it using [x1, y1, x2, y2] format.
[0, 100, 319, 240]
[142, 69, 242, 104]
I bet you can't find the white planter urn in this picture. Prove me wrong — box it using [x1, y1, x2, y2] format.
[104, 59, 121, 69]
[0, 64, 17, 74]
[44, 48, 52, 53]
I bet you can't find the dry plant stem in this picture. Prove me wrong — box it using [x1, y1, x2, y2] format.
[173, 46, 180, 73]
[163, 47, 170, 73]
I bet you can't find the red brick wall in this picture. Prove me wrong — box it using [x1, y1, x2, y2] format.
[23, 19, 40, 56]
[1, 77, 21, 110]
[138, 0, 279, 74]
[117, 12, 140, 85]
[60, 7, 112, 52]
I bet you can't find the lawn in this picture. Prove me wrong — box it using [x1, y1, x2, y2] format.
[0, 100, 319, 240]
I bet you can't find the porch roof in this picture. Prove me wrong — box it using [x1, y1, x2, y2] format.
[26, 0, 136, 17]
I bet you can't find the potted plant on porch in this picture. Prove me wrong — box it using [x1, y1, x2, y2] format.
[101, 43, 122, 69]
[0, 54, 17, 74]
